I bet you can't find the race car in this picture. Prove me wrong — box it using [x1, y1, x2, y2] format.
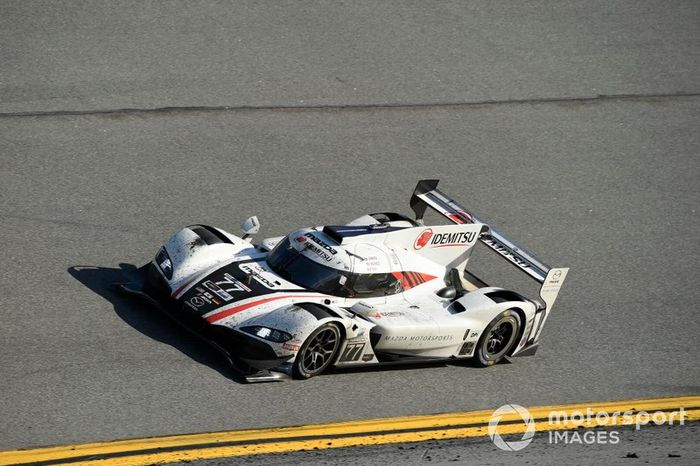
[119, 180, 568, 382]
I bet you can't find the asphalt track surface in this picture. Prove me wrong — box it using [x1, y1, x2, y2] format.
[193, 423, 700, 466]
[1, 0, 699, 458]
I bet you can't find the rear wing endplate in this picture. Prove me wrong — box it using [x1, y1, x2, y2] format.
[410, 179, 569, 311]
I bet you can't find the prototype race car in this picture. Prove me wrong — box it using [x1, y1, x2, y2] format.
[119, 180, 568, 382]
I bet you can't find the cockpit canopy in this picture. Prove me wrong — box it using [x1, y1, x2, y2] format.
[266, 232, 402, 298]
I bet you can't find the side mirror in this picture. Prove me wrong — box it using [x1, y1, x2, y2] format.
[436, 286, 457, 299]
[240, 216, 260, 239]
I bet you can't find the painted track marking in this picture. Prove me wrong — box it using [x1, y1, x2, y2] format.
[1, 395, 698, 466]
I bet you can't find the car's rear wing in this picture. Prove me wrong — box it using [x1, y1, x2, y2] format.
[410, 179, 569, 311]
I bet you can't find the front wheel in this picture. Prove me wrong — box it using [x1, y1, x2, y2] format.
[293, 323, 342, 379]
[474, 310, 521, 367]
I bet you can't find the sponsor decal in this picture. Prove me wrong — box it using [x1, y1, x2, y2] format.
[413, 228, 433, 250]
[364, 255, 381, 272]
[281, 341, 301, 352]
[339, 342, 365, 362]
[192, 287, 216, 304]
[303, 242, 334, 262]
[203, 280, 234, 302]
[411, 334, 455, 342]
[354, 302, 375, 311]
[428, 231, 477, 248]
[351, 302, 378, 316]
[188, 296, 207, 308]
[384, 334, 455, 342]
[303, 233, 337, 254]
[384, 335, 405, 341]
[239, 263, 279, 289]
[415, 229, 477, 250]
[482, 237, 531, 269]
[459, 341, 476, 355]
[301, 233, 338, 262]
[211, 273, 252, 294]
[186, 285, 231, 309]
[369, 310, 410, 320]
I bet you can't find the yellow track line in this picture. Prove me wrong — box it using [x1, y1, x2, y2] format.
[1, 395, 698, 466]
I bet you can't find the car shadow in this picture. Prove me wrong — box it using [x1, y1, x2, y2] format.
[324, 357, 487, 378]
[67, 263, 246, 383]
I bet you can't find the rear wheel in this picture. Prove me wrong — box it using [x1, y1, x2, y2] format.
[474, 310, 521, 367]
[293, 323, 342, 379]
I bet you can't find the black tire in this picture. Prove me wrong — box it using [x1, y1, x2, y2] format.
[474, 310, 521, 367]
[293, 323, 342, 379]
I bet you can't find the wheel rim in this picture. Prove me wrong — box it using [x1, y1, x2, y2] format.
[484, 316, 517, 359]
[300, 328, 339, 374]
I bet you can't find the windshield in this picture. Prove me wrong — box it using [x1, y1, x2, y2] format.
[267, 237, 351, 296]
[266, 237, 403, 298]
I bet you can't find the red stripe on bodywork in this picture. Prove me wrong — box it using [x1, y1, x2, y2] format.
[392, 272, 437, 290]
[409, 272, 422, 287]
[447, 213, 465, 224]
[414, 272, 437, 285]
[205, 295, 322, 323]
[391, 272, 410, 289]
[447, 210, 474, 224]
[171, 278, 196, 298]
[405, 272, 418, 288]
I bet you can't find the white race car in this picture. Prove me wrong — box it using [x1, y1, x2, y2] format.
[120, 180, 568, 382]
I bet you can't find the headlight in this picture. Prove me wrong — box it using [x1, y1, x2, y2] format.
[155, 247, 173, 279]
[240, 326, 293, 343]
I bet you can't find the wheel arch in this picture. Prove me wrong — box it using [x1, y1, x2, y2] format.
[295, 302, 348, 340]
[292, 315, 346, 379]
[506, 306, 528, 356]
[478, 288, 535, 357]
